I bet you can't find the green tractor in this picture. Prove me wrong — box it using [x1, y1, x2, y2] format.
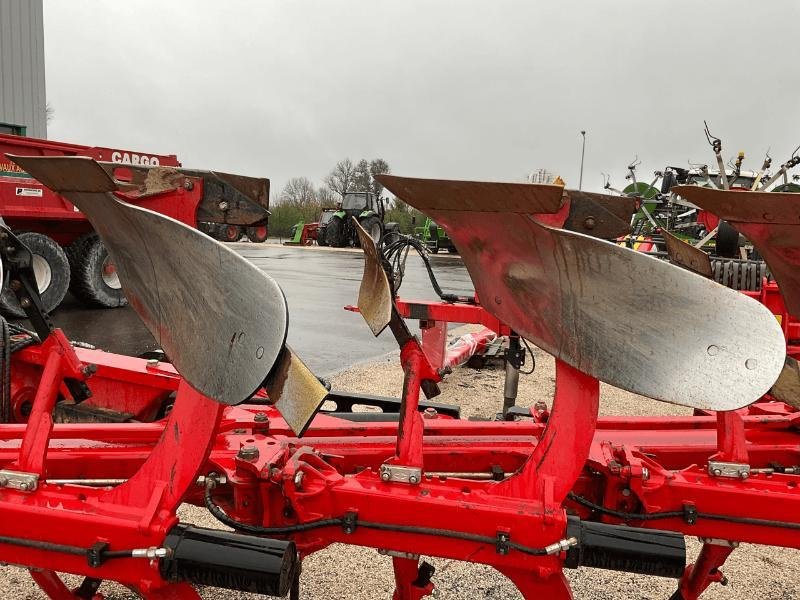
[323, 192, 396, 247]
[414, 216, 458, 254]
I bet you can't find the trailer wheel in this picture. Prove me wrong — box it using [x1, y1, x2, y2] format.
[325, 216, 348, 247]
[220, 225, 243, 242]
[70, 234, 127, 308]
[0, 232, 70, 317]
[316, 227, 329, 246]
[245, 224, 269, 243]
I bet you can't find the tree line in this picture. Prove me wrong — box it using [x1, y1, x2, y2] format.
[268, 158, 423, 237]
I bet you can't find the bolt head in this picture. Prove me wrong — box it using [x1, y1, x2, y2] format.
[0, 476, 8, 487]
[253, 412, 268, 423]
[712, 468, 722, 476]
[19, 298, 31, 308]
[237, 445, 259, 461]
[380, 471, 391, 482]
[293, 471, 304, 489]
[146, 358, 160, 367]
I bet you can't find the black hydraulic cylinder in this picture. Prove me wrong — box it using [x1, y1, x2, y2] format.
[160, 524, 298, 596]
[564, 516, 685, 579]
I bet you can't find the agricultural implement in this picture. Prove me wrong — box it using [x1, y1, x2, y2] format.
[611, 124, 800, 288]
[0, 155, 797, 599]
[0, 133, 271, 314]
[413, 216, 457, 254]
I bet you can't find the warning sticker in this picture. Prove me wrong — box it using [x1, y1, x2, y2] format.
[15, 187, 43, 197]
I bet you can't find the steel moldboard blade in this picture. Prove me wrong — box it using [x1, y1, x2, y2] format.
[11, 155, 288, 407]
[379, 174, 785, 411]
[674, 185, 800, 316]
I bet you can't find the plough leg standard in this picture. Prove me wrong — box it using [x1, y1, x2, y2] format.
[0, 157, 797, 599]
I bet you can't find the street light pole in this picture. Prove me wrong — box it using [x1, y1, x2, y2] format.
[579, 130, 587, 191]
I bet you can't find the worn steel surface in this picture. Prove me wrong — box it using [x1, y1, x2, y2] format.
[354, 218, 393, 336]
[675, 185, 800, 316]
[770, 356, 800, 409]
[378, 176, 565, 214]
[662, 229, 713, 277]
[380, 175, 785, 410]
[99, 162, 271, 225]
[10, 155, 288, 407]
[562, 190, 636, 239]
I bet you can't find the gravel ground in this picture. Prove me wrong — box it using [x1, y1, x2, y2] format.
[4, 333, 799, 599]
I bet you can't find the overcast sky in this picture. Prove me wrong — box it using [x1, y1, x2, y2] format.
[43, 1, 800, 196]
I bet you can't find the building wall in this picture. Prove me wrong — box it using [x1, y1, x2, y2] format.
[0, 0, 46, 138]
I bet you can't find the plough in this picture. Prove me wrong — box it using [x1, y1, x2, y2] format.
[0, 155, 797, 599]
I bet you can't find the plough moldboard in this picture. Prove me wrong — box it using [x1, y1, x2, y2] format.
[0, 156, 797, 599]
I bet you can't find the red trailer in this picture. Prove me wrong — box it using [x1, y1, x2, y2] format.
[0, 133, 270, 315]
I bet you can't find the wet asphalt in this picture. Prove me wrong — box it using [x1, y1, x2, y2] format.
[45, 242, 474, 376]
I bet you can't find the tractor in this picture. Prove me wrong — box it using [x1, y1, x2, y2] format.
[323, 191, 396, 247]
[314, 208, 337, 246]
[414, 216, 458, 254]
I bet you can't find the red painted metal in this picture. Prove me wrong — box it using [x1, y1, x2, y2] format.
[0, 267, 798, 597]
[0, 133, 187, 245]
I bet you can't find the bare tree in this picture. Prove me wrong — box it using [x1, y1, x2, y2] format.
[324, 158, 356, 198]
[45, 102, 55, 124]
[352, 159, 371, 192]
[316, 186, 337, 206]
[280, 177, 317, 206]
[369, 158, 390, 197]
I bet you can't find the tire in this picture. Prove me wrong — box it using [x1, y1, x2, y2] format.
[220, 225, 243, 242]
[197, 222, 216, 237]
[715, 220, 740, 258]
[358, 215, 383, 245]
[69, 234, 127, 308]
[245, 224, 269, 243]
[0, 232, 70, 317]
[325, 216, 348, 247]
[316, 227, 329, 246]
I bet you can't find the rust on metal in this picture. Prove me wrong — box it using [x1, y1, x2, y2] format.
[662, 229, 713, 277]
[377, 174, 565, 214]
[266, 346, 328, 435]
[99, 163, 186, 198]
[8, 155, 117, 193]
[354, 218, 393, 336]
[770, 356, 800, 410]
[381, 175, 786, 411]
[676, 185, 800, 315]
[673, 185, 800, 224]
[563, 190, 636, 239]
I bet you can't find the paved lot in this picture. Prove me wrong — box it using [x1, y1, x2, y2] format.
[46, 242, 474, 375]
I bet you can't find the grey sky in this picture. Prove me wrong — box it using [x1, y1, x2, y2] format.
[44, 1, 800, 196]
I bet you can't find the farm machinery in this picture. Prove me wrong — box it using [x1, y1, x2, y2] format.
[0, 133, 271, 314]
[0, 154, 797, 599]
[413, 216, 457, 254]
[608, 124, 800, 291]
[321, 191, 399, 247]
